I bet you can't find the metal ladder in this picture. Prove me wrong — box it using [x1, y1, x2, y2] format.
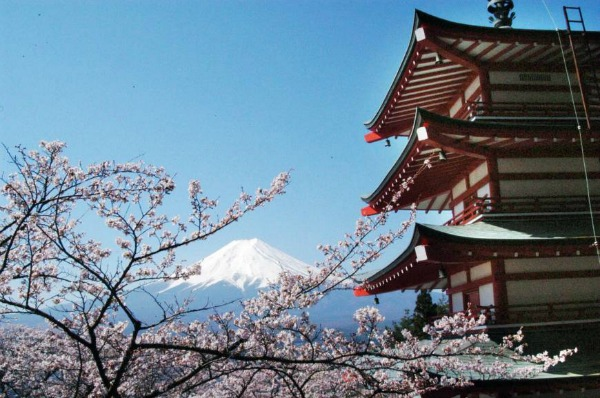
[563, 6, 600, 129]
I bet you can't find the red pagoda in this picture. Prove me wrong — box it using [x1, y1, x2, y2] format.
[354, 3, 600, 396]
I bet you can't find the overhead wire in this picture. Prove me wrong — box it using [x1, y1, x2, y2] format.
[541, 0, 600, 264]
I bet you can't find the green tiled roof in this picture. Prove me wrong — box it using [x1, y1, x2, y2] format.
[419, 215, 599, 244]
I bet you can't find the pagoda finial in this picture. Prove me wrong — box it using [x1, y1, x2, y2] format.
[487, 0, 515, 28]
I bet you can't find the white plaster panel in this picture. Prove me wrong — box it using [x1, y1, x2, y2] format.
[477, 183, 491, 198]
[507, 277, 600, 305]
[452, 292, 464, 312]
[464, 77, 480, 100]
[489, 71, 575, 85]
[497, 157, 600, 173]
[469, 162, 488, 186]
[470, 262, 492, 281]
[505, 256, 598, 273]
[431, 194, 449, 210]
[452, 179, 467, 199]
[479, 283, 495, 307]
[453, 202, 464, 215]
[491, 90, 576, 103]
[499, 179, 598, 197]
[449, 98, 463, 118]
[450, 270, 467, 287]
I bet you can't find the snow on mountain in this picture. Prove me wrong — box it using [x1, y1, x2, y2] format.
[164, 238, 316, 291]
[13, 238, 418, 333]
[153, 238, 416, 333]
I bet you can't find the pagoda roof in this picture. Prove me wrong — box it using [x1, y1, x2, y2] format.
[419, 215, 598, 242]
[365, 10, 600, 143]
[361, 109, 600, 216]
[354, 214, 600, 296]
[426, 321, 600, 397]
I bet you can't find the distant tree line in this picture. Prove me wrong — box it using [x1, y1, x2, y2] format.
[389, 290, 449, 341]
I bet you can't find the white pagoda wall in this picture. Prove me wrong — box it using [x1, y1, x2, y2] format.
[489, 71, 579, 105]
[504, 256, 600, 322]
[449, 76, 481, 118]
[507, 278, 600, 305]
[449, 261, 494, 313]
[498, 157, 600, 198]
[498, 157, 594, 174]
[450, 162, 490, 217]
[448, 257, 600, 322]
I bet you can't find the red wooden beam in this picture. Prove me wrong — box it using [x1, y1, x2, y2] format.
[361, 205, 379, 216]
[364, 130, 385, 143]
[415, 28, 479, 71]
[353, 286, 370, 297]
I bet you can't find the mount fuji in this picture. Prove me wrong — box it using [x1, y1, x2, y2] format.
[138, 238, 418, 332]
[163, 238, 315, 292]
[12, 239, 417, 332]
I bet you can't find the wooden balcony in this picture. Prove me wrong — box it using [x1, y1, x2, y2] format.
[465, 101, 599, 120]
[446, 195, 600, 225]
[502, 300, 600, 324]
[448, 301, 600, 326]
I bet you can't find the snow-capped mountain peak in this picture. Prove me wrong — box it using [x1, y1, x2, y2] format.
[165, 238, 315, 291]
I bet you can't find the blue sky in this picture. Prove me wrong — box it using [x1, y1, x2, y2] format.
[2, 1, 599, 269]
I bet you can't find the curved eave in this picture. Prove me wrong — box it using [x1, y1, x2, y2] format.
[361, 109, 600, 216]
[354, 216, 600, 296]
[354, 226, 445, 296]
[362, 109, 487, 216]
[361, 111, 423, 207]
[363, 226, 422, 282]
[363, 10, 600, 143]
[364, 11, 421, 131]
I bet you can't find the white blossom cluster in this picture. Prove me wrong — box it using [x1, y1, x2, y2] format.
[0, 142, 574, 397]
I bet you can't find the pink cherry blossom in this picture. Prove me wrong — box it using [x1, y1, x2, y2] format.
[0, 142, 573, 397]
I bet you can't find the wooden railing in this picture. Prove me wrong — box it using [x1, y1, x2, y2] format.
[446, 195, 600, 225]
[466, 101, 599, 119]
[500, 300, 600, 324]
[448, 301, 600, 325]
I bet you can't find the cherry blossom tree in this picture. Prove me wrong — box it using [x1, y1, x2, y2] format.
[0, 141, 574, 397]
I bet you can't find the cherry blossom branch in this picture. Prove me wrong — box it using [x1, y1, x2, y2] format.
[0, 141, 576, 397]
